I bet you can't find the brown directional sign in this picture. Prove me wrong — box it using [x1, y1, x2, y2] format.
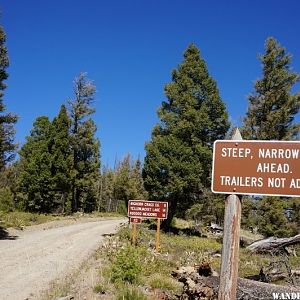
[128, 200, 168, 219]
[212, 140, 300, 197]
[130, 217, 142, 224]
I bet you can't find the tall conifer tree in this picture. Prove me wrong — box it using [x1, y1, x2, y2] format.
[51, 105, 72, 212]
[242, 37, 300, 237]
[242, 37, 300, 140]
[143, 44, 229, 228]
[19, 117, 54, 212]
[68, 73, 100, 212]
[0, 25, 17, 170]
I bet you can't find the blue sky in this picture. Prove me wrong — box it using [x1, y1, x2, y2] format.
[1, 0, 300, 167]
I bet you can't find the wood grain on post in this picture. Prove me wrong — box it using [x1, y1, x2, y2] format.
[132, 223, 137, 245]
[218, 128, 242, 300]
[156, 218, 161, 251]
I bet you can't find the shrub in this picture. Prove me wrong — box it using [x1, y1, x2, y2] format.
[0, 187, 14, 212]
[148, 274, 181, 293]
[111, 244, 142, 284]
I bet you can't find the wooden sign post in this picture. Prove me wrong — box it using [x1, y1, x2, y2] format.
[128, 200, 168, 251]
[215, 128, 242, 300]
[156, 218, 161, 251]
[212, 128, 300, 299]
[132, 223, 137, 245]
[212, 138, 300, 197]
[130, 218, 141, 245]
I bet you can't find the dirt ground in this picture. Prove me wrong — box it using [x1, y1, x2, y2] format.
[0, 217, 126, 300]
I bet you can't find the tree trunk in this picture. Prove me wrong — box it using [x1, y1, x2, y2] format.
[161, 199, 177, 232]
[247, 234, 300, 253]
[205, 276, 300, 300]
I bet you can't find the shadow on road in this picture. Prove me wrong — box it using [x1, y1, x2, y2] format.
[0, 227, 18, 240]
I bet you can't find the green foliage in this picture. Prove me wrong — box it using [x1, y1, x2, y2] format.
[0, 187, 14, 212]
[241, 37, 300, 237]
[242, 197, 298, 237]
[143, 44, 229, 228]
[117, 200, 127, 215]
[0, 211, 54, 228]
[185, 191, 225, 226]
[289, 198, 300, 228]
[148, 274, 182, 293]
[110, 244, 142, 284]
[68, 73, 100, 212]
[99, 155, 147, 212]
[51, 105, 72, 213]
[242, 37, 300, 140]
[0, 25, 17, 170]
[114, 155, 147, 206]
[116, 286, 147, 300]
[256, 197, 297, 237]
[19, 116, 55, 212]
[93, 283, 107, 294]
[18, 74, 100, 214]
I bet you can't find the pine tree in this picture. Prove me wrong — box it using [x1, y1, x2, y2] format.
[242, 37, 300, 140]
[100, 167, 116, 211]
[51, 105, 72, 213]
[242, 37, 300, 237]
[114, 155, 147, 208]
[19, 117, 54, 212]
[0, 25, 17, 170]
[256, 197, 297, 237]
[68, 73, 101, 212]
[143, 44, 229, 228]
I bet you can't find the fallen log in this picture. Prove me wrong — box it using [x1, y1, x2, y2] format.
[205, 276, 300, 300]
[172, 266, 300, 300]
[247, 234, 300, 253]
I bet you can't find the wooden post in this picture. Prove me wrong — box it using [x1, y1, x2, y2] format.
[132, 223, 137, 246]
[218, 128, 242, 300]
[156, 218, 161, 251]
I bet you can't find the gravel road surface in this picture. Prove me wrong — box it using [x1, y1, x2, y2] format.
[0, 218, 125, 300]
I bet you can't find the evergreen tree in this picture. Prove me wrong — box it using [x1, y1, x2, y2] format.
[0, 25, 17, 170]
[256, 197, 297, 237]
[131, 158, 147, 200]
[114, 155, 147, 208]
[143, 44, 229, 228]
[242, 37, 300, 140]
[114, 155, 132, 205]
[242, 37, 300, 237]
[99, 167, 116, 211]
[51, 105, 72, 213]
[19, 117, 54, 212]
[68, 73, 101, 212]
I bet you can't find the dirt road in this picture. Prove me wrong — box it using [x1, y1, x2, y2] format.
[0, 218, 125, 300]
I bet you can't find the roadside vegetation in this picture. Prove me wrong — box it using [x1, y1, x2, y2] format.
[89, 220, 300, 299]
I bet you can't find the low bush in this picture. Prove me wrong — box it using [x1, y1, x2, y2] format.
[110, 244, 142, 284]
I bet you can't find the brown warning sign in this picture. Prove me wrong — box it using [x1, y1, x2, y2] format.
[212, 140, 300, 197]
[128, 200, 168, 219]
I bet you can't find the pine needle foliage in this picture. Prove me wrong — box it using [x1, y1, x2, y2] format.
[143, 44, 229, 228]
[242, 37, 300, 140]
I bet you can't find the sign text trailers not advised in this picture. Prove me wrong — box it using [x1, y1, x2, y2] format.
[128, 200, 168, 219]
[212, 140, 300, 197]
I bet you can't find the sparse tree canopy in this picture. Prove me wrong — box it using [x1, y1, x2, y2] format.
[242, 37, 300, 140]
[143, 44, 230, 228]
